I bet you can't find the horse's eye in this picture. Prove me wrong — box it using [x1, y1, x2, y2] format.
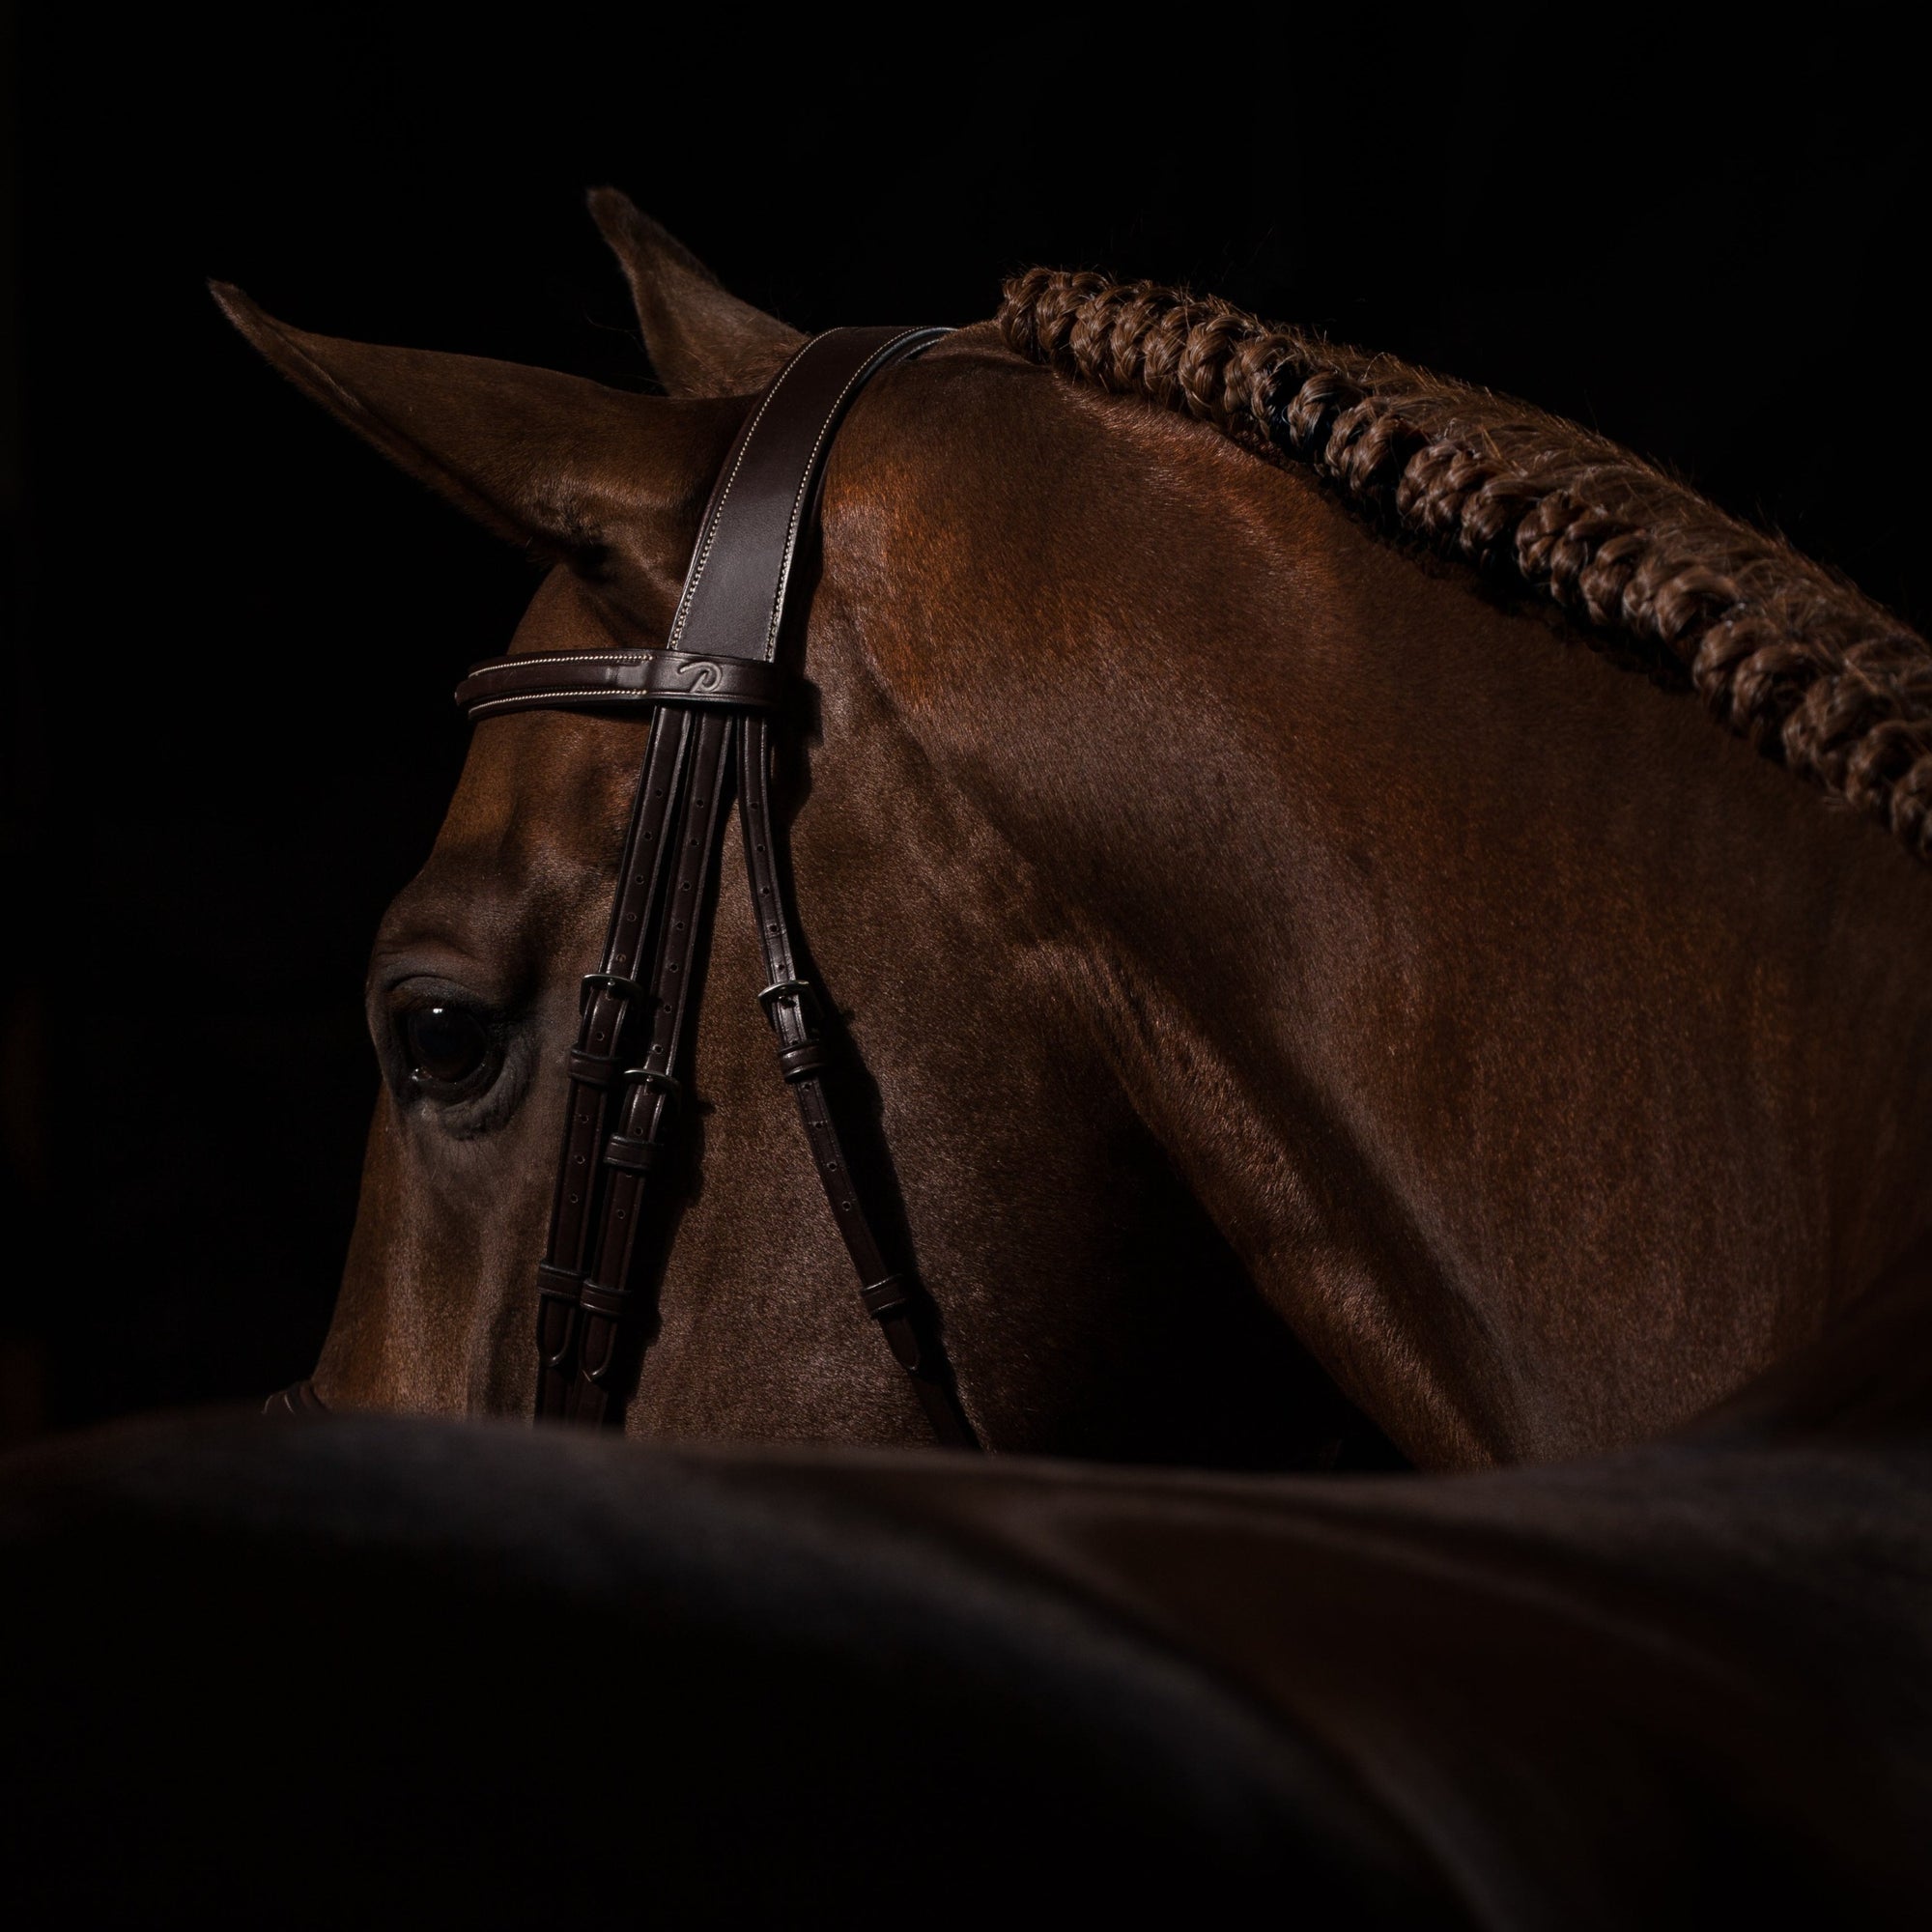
[404, 1004, 491, 1088]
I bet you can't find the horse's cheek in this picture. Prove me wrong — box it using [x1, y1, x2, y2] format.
[313, 1099, 413, 1409]
[316, 1098, 488, 1415]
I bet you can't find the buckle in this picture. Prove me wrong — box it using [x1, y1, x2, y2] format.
[756, 977, 817, 1015]
[620, 1065, 682, 1104]
[581, 971, 646, 1008]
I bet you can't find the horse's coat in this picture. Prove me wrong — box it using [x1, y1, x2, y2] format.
[999, 268, 1932, 867]
[213, 195, 1932, 1469]
[5, 193, 1926, 1927]
[4, 1226, 1928, 1925]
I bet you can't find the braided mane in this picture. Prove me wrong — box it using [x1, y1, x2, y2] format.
[999, 270, 1932, 867]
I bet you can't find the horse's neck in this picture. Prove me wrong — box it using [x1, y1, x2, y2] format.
[1153, 482, 1932, 1463]
[865, 386, 1932, 1465]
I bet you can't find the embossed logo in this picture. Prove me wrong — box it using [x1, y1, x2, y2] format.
[671, 657, 724, 694]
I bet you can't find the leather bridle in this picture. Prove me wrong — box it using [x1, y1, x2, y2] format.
[448, 326, 977, 1448]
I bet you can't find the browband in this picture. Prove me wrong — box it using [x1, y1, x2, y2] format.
[456, 648, 786, 718]
[456, 326, 977, 1450]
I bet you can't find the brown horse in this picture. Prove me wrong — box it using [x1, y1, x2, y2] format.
[214, 191, 1932, 1470]
[6, 1225, 1929, 1925]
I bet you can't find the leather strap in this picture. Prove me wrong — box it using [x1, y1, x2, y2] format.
[739, 708, 975, 1449]
[455, 648, 785, 719]
[460, 327, 976, 1450]
[264, 1380, 327, 1417]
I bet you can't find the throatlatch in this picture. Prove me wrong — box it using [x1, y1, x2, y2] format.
[453, 327, 977, 1449]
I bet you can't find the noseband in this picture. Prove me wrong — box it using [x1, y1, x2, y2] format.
[452, 327, 976, 1448]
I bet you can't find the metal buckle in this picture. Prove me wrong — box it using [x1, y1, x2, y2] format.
[581, 971, 646, 1008]
[620, 1065, 682, 1103]
[756, 977, 816, 1014]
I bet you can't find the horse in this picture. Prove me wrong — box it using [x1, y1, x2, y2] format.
[5, 1224, 1928, 1925]
[211, 189, 1932, 1470]
[5, 199, 1928, 1921]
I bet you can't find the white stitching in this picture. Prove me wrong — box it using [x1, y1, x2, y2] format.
[665, 340, 816, 651]
[462, 648, 763, 713]
[761, 328, 934, 659]
[467, 651, 645, 673]
[467, 689, 657, 715]
[470, 328, 941, 697]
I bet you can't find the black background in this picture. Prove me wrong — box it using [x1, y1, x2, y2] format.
[4, 14, 1926, 1439]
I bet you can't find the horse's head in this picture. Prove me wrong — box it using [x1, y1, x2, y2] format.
[222, 197, 1932, 1468]
[219, 197, 1358, 1463]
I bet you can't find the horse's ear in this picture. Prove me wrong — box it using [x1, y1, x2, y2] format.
[588, 188, 805, 398]
[211, 281, 741, 627]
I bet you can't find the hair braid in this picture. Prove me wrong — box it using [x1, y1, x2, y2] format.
[996, 270, 1932, 867]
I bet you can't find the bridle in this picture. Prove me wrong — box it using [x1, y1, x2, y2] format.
[449, 326, 977, 1447]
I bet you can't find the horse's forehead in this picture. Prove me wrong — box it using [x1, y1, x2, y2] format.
[503, 566, 624, 656]
[413, 572, 639, 924]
